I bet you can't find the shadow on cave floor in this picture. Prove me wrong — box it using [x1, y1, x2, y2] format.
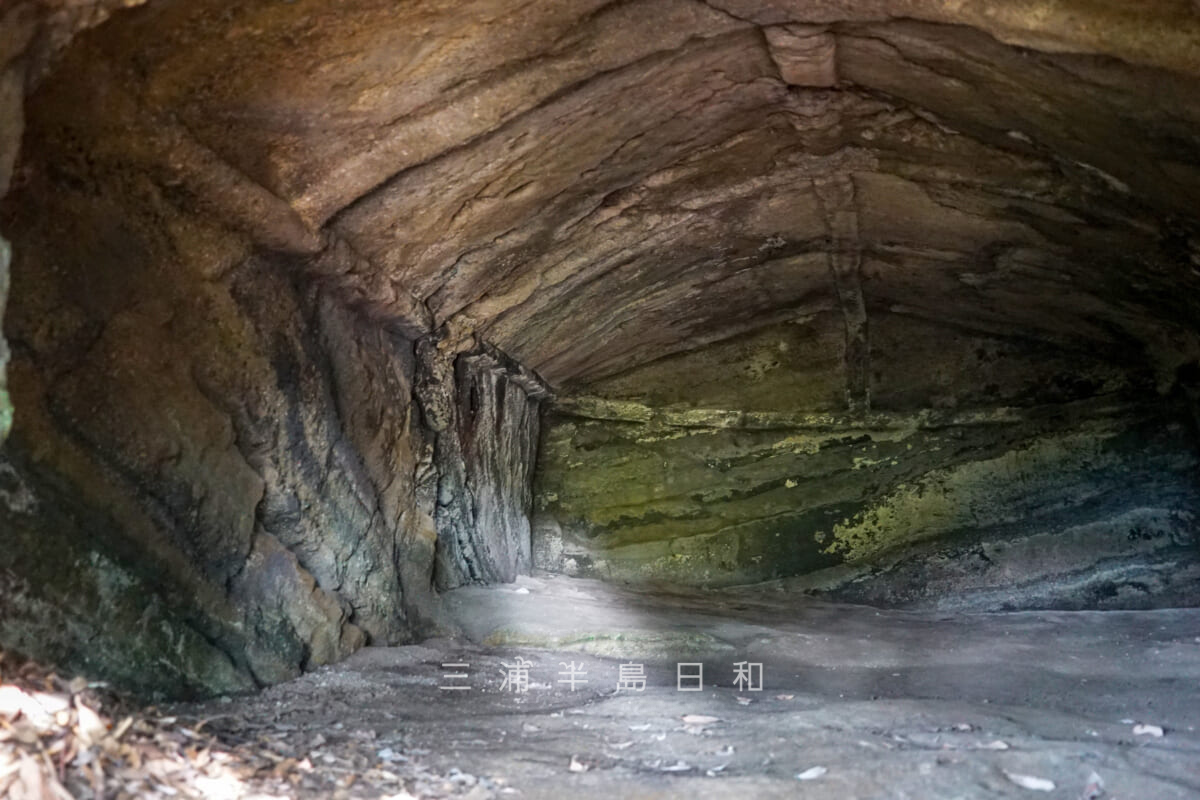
[164, 574, 1200, 799]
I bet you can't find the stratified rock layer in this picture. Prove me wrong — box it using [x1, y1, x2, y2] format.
[416, 340, 548, 589]
[0, 0, 1199, 693]
[534, 397, 1200, 609]
[0, 223, 545, 696]
[0, 140, 546, 695]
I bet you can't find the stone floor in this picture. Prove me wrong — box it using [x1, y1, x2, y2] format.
[182, 574, 1200, 799]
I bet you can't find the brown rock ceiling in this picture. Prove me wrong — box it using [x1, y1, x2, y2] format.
[23, 0, 1200, 395]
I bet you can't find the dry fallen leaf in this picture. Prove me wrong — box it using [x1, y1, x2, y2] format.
[74, 697, 107, 748]
[110, 716, 134, 742]
[16, 755, 46, 799]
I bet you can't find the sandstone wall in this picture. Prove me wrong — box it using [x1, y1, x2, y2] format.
[416, 341, 547, 589]
[0, 0, 161, 446]
[0, 236, 544, 698]
[0, 168, 543, 698]
[535, 391, 1200, 610]
[0, 2, 553, 698]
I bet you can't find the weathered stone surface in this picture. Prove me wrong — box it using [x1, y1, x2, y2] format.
[1, 86, 435, 693]
[534, 396, 1200, 607]
[0, 0, 159, 446]
[0, 82, 550, 692]
[0, 179, 546, 696]
[1, 0, 1200, 695]
[0, 445, 256, 699]
[417, 338, 548, 589]
[765, 24, 838, 87]
[0, 231, 429, 695]
[27, 0, 1196, 391]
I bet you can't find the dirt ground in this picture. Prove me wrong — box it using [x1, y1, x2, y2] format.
[156, 574, 1200, 799]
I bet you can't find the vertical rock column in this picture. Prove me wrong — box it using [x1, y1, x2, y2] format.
[416, 336, 549, 589]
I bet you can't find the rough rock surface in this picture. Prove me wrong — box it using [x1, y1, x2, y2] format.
[1, 0, 1200, 697]
[416, 339, 549, 589]
[15, 0, 1196, 384]
[535, 397, 1200, 607]
[0, 136, 546, 697]
[0, 209, 426, 696]
[0, 210, 546, 697]
[0, 0, 161, 443]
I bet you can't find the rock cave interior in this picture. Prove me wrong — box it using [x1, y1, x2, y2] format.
[1, 1, 1200, 798]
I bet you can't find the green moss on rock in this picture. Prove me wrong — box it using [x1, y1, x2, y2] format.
[534, 397, 1200, 605]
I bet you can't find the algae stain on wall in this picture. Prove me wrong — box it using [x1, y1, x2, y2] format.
[535, 399, 1200, 600]
[818, 428, 1122, 563]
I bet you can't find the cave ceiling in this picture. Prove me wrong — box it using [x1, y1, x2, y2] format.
[25, 0, 1200, 392]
